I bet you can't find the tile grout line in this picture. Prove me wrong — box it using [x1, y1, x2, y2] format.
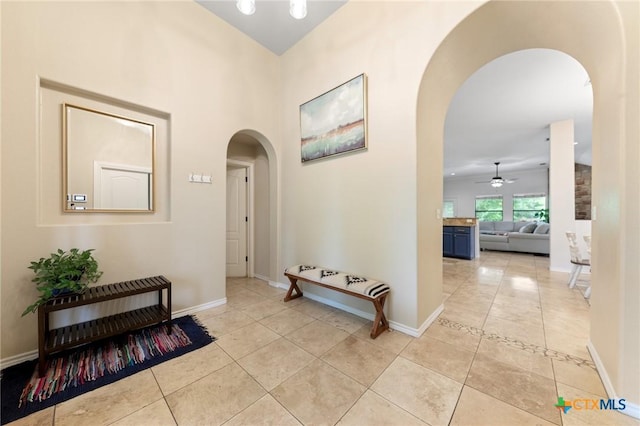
[536, 257, 564, 426]
[436, 317, 596, 370]
[225, 271, 578, 425]
[442, 254, 507, 425]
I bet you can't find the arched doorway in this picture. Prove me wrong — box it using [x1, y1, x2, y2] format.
[226, 130, 279, 282]
[416, 0, 637, 408]
[442, 48, 593, 270]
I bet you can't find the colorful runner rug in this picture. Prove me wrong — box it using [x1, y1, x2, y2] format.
[1, 315, 214, 425]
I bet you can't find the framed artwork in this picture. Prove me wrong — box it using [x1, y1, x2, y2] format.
[300, 73, 368, 162]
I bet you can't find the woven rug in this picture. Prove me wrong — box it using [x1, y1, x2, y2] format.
[1, 315, 214, 425]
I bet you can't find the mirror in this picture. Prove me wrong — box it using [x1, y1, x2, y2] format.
[63, 104, 155, 212]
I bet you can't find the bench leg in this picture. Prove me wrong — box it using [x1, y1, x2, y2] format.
[284, 276, 303, 302]
[38, 306, 47, 377]
[370, 293, 390, 339]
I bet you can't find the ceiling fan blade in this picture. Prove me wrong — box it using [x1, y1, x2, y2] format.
[505, 178, 519, 183]
[475, 180, 491, 184]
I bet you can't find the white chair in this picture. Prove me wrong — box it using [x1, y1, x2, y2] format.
[566, 232, 591, 298]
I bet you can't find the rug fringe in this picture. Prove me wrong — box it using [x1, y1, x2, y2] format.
[189, 314, 217, 342]
[19, 323, 192, 407]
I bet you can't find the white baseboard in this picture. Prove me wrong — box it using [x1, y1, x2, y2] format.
[625, 403, 640, 420]
[268, 280, 282, 289]
[272, 280, 289, 291]
[0, 350, 38, 369]
[301, 291, 377, 321]
[587, 341, 640, 420]
[417, 303, 445, 336]
[172, 297, 227, 318]
[273, 279, 378, 323]
[1, 297, 228, 370]
[253, 273, 270, 282]
[387, 320, 419, 337]
[587, 341, 616, 399]
[272, 281, 443, 338]
[389, 303, 443, 337]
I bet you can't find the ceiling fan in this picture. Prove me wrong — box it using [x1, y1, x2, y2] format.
[475, 162, 518, 187]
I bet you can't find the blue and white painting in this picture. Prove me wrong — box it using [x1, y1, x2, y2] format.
[300, 74, 367, 162]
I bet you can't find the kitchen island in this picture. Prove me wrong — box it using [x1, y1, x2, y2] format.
[443, 218, 480, 260]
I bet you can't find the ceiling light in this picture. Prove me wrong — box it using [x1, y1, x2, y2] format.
[450, 172, 456, 176]
[237, 0, 255, 15]
[489, 162, 503, 187]
[290, 0, 307, 19]
[574, 141, 578, 145]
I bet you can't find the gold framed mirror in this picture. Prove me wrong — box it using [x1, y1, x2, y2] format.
[63, 103, 155, 212]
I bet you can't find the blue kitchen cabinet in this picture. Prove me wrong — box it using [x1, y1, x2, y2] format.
[443, 226, 475, 260]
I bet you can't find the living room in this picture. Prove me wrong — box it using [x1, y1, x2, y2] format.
[442, 48, 593, 263]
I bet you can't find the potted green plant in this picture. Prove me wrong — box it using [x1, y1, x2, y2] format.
[534, 208, 550, 223]
[22, 248, 103, 316]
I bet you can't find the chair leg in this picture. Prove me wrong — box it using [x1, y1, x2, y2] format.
[567, 264, 577, 286]
[569, 265, 581, 288]
[584, 285, 591, 299]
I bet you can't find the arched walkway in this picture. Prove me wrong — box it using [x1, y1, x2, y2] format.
[226, 130, 279, 281]
[416, 0, 637, 408]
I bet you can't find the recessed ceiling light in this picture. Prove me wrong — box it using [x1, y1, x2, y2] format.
[236, 0, 255, 15]
[450, 172, 456, 176]
[574, 141, 579, 145]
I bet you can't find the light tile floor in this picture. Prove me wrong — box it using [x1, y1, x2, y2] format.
[9, 251, 639, 425]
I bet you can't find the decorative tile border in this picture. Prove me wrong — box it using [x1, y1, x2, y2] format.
[437, 317, 596, 370]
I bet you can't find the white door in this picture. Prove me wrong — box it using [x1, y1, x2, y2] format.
[226, 167, 247, 277]
[95, 168, 150, 209]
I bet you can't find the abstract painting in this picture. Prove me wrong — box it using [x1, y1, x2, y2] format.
[300, 74, 367, 162]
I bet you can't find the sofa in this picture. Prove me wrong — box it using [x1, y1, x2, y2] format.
[479, 221, 550, 255]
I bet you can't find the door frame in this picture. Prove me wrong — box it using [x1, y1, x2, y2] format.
[227, 159, 254, 278]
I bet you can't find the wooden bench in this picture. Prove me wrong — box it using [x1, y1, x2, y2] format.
[37, 276, 171, 376]
[284, 265, 390, 338]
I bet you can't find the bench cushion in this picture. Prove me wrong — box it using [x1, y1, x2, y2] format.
[285, 265, 390, 299]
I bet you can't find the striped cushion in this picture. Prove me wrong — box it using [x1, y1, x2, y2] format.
[285, 265, 390, 299]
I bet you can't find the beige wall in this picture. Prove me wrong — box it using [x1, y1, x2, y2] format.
[1, 1, 281, 358]
[616, 0, 640, 407]
[280, 1, 479, 329]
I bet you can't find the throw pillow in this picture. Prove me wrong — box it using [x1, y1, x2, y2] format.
[519, 222, 537, 233]
[534, 223, 550, 234]
[479, 222, 494, 231]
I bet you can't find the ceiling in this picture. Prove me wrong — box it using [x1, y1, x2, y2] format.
[198, 3, 593, 179]
[196, 0, 347, 55]
[444, 48, 593, 179]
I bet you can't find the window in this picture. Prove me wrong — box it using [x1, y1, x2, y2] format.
[475, 195, 503, 221]
[443, 199, 456, 218]
[513, 193, 547, 221]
